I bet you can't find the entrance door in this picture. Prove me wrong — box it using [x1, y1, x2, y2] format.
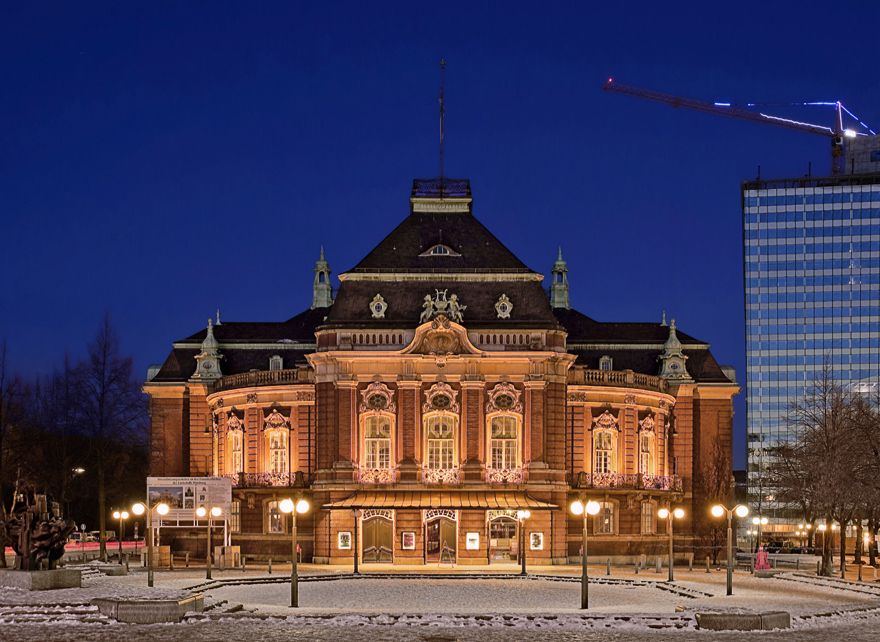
[426, 517, 456, 563]
[489, 517, 518, 561]
[362, 516, 393, 563]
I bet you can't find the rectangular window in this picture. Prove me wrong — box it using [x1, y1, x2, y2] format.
[596, 502, 615, 534]
[266, 501, 284, 533]
[269, 431, 287, 474]
[364, 416, 391, 469]
[425, 415, 455, 469]
[639, 433, 653, 475]
[231, 431, 243, 473]
[230, 500, 241, 533]
[594, 432, 614, 474]
[490, 416, 518, 469]
[641, 502, 654, 534]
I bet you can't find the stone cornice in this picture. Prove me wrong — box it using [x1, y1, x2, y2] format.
[567, 342, 709, 351]
[337, 272, 544, 282]
[172, 342, 316, 350]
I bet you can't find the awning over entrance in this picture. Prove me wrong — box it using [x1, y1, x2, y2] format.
[322, 490, 557, 510]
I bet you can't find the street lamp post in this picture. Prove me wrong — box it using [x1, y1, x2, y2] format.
[111, 510, 129, 564]
[132, 501, 169, 588]
[711, 503, 749, 596]
[657, 507, 684, 581]
[570, 498, 601, 609]
[350, 508, 362, 574]
[280, 497, 310, 607]
[517, 510, 531, 575]
[196, 506, 222, 580]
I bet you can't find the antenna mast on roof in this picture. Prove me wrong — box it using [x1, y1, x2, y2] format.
[439, 60, 446, 188]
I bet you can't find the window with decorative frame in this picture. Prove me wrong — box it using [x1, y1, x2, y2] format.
[639, 432, 654, 475]
[488, 415, 519, 470]
[424, 414, 457, 470]
[265, 500, 285, 534]
[593, 430, 616, 474]
[594, 501, 616, 534]
[269, 355, 283, 371]
[229, 429, 244, 474]
[363, 415, 392, 470]
[641, 500, 656, 534]
[267, 430, 287, 474]
[599, 355, 612, 371]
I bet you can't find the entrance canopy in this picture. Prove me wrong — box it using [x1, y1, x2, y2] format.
[323, 490, 557, 510]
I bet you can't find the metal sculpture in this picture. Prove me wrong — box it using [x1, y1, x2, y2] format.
[0, 491, 75, 570]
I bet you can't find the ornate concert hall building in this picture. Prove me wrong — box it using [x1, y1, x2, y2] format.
[144, 177, 739, 565]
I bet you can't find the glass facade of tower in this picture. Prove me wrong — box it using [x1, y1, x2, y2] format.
[742, 174, 880, 524]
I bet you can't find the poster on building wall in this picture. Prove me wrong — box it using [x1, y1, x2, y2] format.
[147, 477, 233, 521]
[401, 532, 416, 549]
[338, 532, 351, 549]
[466, 533, 479, 550]
[530, 532, 544, 550]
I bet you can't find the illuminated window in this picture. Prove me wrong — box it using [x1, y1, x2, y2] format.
[268, 430, 288, 474]
[269, 355, 283, 371]
[594, 431, 615, 474]
[230, 430, 243, 474]
[639, 432, 654, 475]
[599, 355, 612, 371]
[265, 500, 284, 533]
[230, 501, 241, 533]
[595, 501, 616, 534]
[425, 414, 456, 469]
[364, 416, 392, 469]
[489, 415, 518, 469]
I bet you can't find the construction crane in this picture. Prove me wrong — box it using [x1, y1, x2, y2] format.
[603, 80, 873, 175]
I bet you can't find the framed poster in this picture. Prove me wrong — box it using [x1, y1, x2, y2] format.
[466, 532, 480, 550]
[402, 531, 416, 550]
[530, 532, 544, 550]
[338, 532, 352, 549]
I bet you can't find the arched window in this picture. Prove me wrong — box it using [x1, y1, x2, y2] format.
[595, 501, 616, 534]
[424, 414, 457, 470]
[489, 415, 519, 470]
[639, 432, 654, 475]
[599, 355, 612, 371]
[269, 355, 283, 371]
[594, 431, 616, 474]
[364, 416, 392, 470]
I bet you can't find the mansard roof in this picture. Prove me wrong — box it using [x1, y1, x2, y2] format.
[177, 307, 327, 344]
[553, 308, 734, 385]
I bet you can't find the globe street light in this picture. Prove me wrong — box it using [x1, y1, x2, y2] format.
[280, 497, 310, 607]
[111, 510, 129, 564]
[132, 501, 169, 587]
[196, 505, 222, 580]
[752, 516, 768, 551]
[570, 498, 601, 609]
[711, 504, 749, 596]
[517, 510, 531, 576]
[657, 507, 684, 581]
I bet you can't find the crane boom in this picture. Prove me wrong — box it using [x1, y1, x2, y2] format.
[603, 80, 847, 173]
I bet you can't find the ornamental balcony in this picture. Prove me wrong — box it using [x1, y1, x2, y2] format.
[567, 368, 668, 394]
[211, 367, 314, 393]
[419, 468, 462, 485]
[568, 471, 682, 492]
[485, 467, 525, 484]
[357, 467, 399, 484]
[221, 470, 313, 489]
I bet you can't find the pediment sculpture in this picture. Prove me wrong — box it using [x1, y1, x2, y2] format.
[419, 289, 466, 323]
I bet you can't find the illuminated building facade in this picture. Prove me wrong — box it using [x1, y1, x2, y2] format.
[145, 177, 738, 564]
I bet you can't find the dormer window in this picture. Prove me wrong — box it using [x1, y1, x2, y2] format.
[599, 355, 612, 371]
[419, 244, 461, 257]
[269, 355, 283, 371]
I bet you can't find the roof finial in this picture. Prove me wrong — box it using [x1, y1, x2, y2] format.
[557, 246, 563, 261]
[320, 245, 325, 261]
[439, 60, 446, 184]
[661, 311, 667, 326]
[216, 309, 221, 325]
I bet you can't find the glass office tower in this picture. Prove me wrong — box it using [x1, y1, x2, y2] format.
[742, 174, 880, 529]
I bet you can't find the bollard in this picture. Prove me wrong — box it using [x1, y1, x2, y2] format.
[125, 555, 129, 572]
[688, 555, 693, 572]
[606, 558, 611, 576]
[706, 556, 711, 573]
[635, 562, 639, 575]
[186, 552, 190, 568]
[268, 558, 272, 574]
[220, 555, 225, 572]
[771, 557, 777, 569]
[796, 558, 800, 571]
[234, 552, 240, 569]
[751, 558, 755, 574]
[242, 557, 247, 572]
[817, 560, 821, 574]
[656, 557, 661, 573]
[170, 554, 174, 571]
[858, 563, 862, 581]
[874, 566, 877, 580]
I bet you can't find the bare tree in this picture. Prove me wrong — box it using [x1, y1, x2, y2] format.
[76, 315, 147, 560]
[696, 436, 732, 563]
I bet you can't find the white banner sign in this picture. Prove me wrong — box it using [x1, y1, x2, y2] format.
[147, 477, 233, 522]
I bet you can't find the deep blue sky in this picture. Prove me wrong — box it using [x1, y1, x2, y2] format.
[3, 2, 879, 468]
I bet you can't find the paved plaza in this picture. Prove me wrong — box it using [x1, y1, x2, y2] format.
[2, 562, 880, 640]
